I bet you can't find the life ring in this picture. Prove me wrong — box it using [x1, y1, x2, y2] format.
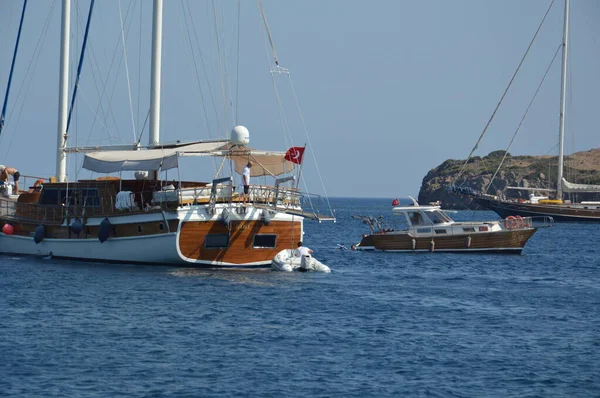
[504, 215, 517, 229]
[514, 215, 525, 229]
[28, 179, 46, 193]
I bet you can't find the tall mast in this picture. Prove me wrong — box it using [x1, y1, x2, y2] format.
[56, 0, 70, 182]
[556, 0, 569, 200]
[149, 0, 163, 179]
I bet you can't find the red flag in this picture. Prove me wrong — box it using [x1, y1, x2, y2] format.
[285, 147, 305, 164]
[392, 198, 399, 206]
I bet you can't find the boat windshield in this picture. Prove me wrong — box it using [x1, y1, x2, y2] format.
[426, 210, 453, 224]
[406, 211, 428, 226]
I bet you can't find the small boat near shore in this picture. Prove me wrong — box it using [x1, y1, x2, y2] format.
[354, 198, 552, 254]
[272, 249, 331, 272]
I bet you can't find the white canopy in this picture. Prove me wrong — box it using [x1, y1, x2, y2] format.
[181, 146, 296, 177]
[562, 178, 600, 193]
[82, 141, 229, 173]
[82, 141, 296, 176]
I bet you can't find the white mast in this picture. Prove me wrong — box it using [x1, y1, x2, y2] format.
[149, 0, 163, 148]
[56, 0, 71, 182]
[556, 0, 569, 200]
[149, 0, 163, 180]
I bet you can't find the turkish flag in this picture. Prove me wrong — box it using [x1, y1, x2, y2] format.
[284, 147, 305, 164]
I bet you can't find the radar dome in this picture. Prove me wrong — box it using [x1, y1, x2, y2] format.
[230, 125, 250, 145]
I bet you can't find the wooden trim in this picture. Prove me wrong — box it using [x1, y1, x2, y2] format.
[179, 220, 302, 264]
[361, 229, 536, 251]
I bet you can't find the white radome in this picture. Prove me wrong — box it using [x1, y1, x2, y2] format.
[230, 125, 250, 145]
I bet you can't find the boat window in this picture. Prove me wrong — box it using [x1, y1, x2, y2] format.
[81, 189, 100, 207]
[428, 210, 452, 224]
[462, 227, 475, 232]
[407, 211, 428, 226]
[416, 228, 431, 234]
[391, 213, 409, 230]
[253, 234, 277, 248]
[204, 234, 229, 249]
[39, 188, 60, 205]
[38, 188, 100, 207]
[60, 189, 81, 206]
[434, 229, 447, 234]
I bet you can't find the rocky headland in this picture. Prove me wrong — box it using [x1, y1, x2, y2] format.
[418, 149, 600, 209]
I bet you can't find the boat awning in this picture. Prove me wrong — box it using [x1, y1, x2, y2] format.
[231, 151, 296, 177]
[82, 140, 229, 173]
[82, 141, 296, 176]
[180, 145, 296, 177]
[562, 178, 600, 193]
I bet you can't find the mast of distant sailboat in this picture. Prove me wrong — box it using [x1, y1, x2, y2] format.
[556, 0, 569, 200]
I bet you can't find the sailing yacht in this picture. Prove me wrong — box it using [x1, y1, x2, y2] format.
[0, 1, 334, 265]
[453, 0, 600, 222]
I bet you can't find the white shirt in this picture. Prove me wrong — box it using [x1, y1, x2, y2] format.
[295, 246, 311, 257]
[242, 166, 250, 185]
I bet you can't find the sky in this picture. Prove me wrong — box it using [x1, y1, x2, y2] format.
[1, 0, 599, 199]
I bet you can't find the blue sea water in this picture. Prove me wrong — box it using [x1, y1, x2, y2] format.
[1, 198, 599, 397]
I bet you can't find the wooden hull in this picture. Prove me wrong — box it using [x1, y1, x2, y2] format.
[474, 197, 600, 222]
[0, 204, 303, 267]
[177, 219, 302, 266]
[358, 228, 537, 253]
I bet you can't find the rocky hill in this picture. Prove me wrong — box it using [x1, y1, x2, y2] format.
[418, 149, 600, 209]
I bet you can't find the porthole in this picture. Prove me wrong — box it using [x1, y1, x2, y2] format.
[159, 223, 164, 231]
[137, 225, 143, 233]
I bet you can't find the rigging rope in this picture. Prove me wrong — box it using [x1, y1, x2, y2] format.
[117, 0, 137, 143]
[486, 44, 563, 194]
[0, 2, 56, 161]
[256, 1, 334, 219]
[183, 0, 223, 145]
[212, 0, 229, 137]
[66, 0, 95, 134]
[257, 0, 279, 66]
[0, 0, 28, 137]
[288, 76, 334, 218]
[455, 0, 556, 185]
[82, 0, 137, 148]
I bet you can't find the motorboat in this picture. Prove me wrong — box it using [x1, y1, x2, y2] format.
[354, 198, 552, 254]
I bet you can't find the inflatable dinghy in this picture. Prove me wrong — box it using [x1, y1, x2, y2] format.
[271, 249, 331, 273]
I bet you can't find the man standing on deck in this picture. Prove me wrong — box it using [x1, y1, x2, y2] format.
[0, 165, 20, 194]
[241, 161, 252, 205]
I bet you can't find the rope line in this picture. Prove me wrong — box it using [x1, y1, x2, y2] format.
[455, 0, 556, 185]
[486, 44, 563, 194]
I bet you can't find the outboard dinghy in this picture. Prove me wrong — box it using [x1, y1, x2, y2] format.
[272, 249, 331, 273]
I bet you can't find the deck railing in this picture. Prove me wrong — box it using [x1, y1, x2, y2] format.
[0, 183, 332, 224]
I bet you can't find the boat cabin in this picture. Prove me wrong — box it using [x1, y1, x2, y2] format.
[392, 205, 454, 227]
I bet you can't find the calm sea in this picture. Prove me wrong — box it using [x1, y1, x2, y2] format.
[1, 198, 598, 397]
